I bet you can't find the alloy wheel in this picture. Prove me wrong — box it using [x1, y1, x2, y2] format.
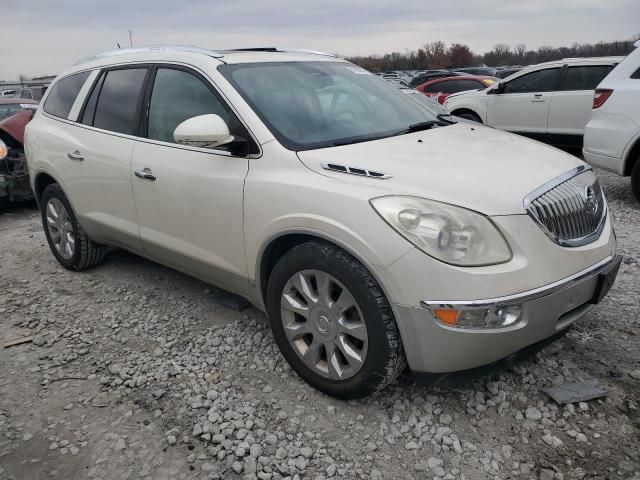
[45, 198, 75, 259]
[280, 269, 368, 380]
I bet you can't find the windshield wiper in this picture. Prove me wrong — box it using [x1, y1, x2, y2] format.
[392, 120, 443, 136]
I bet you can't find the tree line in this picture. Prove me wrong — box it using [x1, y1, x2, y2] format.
[346, 35, 639, 72]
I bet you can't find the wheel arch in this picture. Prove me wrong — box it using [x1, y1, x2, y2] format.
[33, 171, 60, 205]
[623, 133, 640, 176]
[451, 107, 483, 123]
[256, 230, 397, 312]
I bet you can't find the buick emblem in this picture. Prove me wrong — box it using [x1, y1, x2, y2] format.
[584, 185, 598, 214]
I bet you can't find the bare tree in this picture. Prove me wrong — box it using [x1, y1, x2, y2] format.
[346, 35, 638, 72]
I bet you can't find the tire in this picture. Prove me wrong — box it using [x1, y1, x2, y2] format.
[40, 183, 107, 270]
[632, 158, 640, 203]
[266, 241, 406, 399]
[455, 111, 482, 123]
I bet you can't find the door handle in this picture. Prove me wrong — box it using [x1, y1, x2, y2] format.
[67, 151, 84, 161]
[531, 94, 546, 103]
[134, 168, 157, 181]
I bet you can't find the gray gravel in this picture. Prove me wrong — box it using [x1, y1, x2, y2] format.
[0, 168, 638, 480]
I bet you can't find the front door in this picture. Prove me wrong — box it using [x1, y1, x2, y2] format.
[487, 67, 561, 134]
[131, 65, 254, 295]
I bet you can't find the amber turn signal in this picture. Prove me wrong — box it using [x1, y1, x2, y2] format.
[433, 309, 459, 325]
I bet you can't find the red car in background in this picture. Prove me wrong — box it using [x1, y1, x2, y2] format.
[0, 98, 38, 209]
[416, 75, 498, 104]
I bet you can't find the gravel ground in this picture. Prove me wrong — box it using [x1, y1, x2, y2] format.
[0, 168, 638, 480]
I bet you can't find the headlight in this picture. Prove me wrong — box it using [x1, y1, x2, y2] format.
[0, 139, 7, 160]
[370, 196, 512, 266]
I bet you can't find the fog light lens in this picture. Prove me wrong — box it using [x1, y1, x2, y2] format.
[431, 305, 522, 329]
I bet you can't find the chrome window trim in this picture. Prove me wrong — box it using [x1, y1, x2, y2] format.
[421, 252, 619, 309]
[523, 165, 608, 247]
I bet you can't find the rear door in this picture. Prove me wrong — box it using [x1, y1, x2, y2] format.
[547, 64, 614, 136]
[487, 67, 561, 133]
[63, 66, 150, 249]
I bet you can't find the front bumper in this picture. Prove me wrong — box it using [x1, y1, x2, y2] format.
[394, 254, 622, 374]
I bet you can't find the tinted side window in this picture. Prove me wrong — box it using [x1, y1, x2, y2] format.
[423, 82, 444, 93]
[503, 68, 561, 93]
[457, 79, 483, 91]
[631, 66, 640, 80]
[147, 68, 235, 146]
[93, 68, 147, 135]
[80, 73, 105, 126]
[43, 71, 90, 118]
[561, 65, 612, 91]
[427, 80, 457, 93]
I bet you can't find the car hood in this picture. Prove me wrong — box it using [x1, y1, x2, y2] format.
[296, 123, 584, 216]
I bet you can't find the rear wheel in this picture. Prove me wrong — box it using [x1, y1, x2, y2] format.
[454, 111, 482, 123]
[41, 184, 107, 270]
[631, 158, 640, 203]
[266, 241, 405, 399]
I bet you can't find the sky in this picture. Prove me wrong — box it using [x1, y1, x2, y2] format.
[1, 0, 639, 79]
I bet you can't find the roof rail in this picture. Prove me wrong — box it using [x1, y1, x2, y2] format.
[74, 45, 224, 65]
[228, 47, 336, 57]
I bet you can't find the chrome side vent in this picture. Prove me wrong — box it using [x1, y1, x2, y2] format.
[320, 163, 392, 179]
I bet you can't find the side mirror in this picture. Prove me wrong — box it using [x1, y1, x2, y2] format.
[490, 83, 505, 94]
[173, 114, 235, 149]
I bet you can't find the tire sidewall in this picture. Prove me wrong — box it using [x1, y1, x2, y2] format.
[40, 184, 83, 270]
[266, 243, 399, 399]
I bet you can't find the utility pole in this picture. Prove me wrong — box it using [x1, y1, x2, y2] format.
[129, 30, 133, 47]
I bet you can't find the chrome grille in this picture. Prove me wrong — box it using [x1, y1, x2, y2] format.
[524, 167, 607, 247]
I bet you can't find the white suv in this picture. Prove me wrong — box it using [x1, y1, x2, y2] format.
[25, 46, 620, 398]
[443, 57, 623, 147]
[583, 40, 640, 201]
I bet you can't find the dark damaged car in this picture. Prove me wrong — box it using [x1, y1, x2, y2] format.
[0, 98, 37, 208]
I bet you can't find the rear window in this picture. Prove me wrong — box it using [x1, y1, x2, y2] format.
[560, 65, 613, 91]
[43, 71, 90, 119]
[91, 68, 147, 135]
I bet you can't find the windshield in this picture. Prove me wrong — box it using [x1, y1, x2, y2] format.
[219, 61, 440, 150]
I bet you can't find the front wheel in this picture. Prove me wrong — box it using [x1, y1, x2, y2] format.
[266, 241, 405, 399]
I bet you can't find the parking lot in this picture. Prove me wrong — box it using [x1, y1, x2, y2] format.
[0, 166, 637, 480]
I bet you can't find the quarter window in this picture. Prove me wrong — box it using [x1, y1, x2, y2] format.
[146, 68, 237, 148]
[502, 68, 561, 93]
[43, 71, 90, 119]
[560, 65, 612, 91]
[631, 67, 640, 79]
[92, 68, 147, 135]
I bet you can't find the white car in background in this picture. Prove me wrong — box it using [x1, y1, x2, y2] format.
[443, 56, 623, 147]
[583, 40, 640, 201]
